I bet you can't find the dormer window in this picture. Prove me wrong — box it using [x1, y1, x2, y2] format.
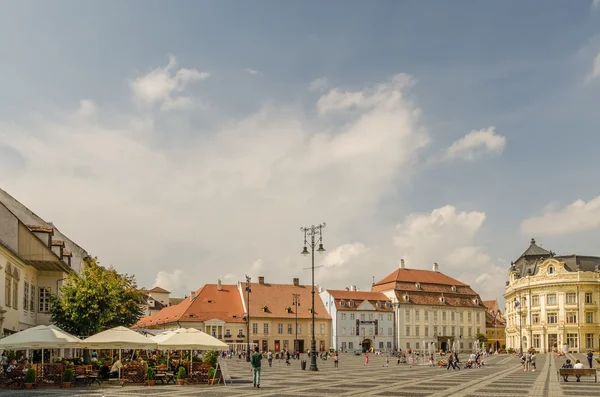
[385, 302, 391, 308]
[451, 286, 457, 292]
[349, 301, 355, 307]
[340, 301, 345, 306]
[376, 301, 381, 308]
[286, 306, 292, 313]
[548, 265, 555, 275]
[474, 298, 479, 305]
[263, 305, 268, 312]
[403, 294, 409, 302]
[440, 296, 445, 303]
[415, 282, 421, 290]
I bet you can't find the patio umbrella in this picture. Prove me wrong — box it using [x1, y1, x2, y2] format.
[81, 326, 156, 349]
[154, 328, 228, 350]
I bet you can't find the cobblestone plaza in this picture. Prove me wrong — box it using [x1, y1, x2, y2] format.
[0, 353, 597, 396]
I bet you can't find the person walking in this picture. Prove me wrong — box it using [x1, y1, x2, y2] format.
[530, 352, 536, 372]
[447, 354, 454, 370]
[364, 353, 369, 366]
[267, 350, 273, 367]
[250, 347, 262, 388]
[587, 350, 594, 369]
[333, 352, 339, 368]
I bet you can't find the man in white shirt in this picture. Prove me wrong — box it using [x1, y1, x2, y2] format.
[110, 359, 123, 377]
[573, 360, 585, 382]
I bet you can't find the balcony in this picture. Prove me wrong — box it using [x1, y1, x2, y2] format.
[224, 333, 232, 338]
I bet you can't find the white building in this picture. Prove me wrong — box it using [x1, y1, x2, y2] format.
[372, 260, 487, 353]
[0, 188, 89, 335]
[320, 288, 395, 352]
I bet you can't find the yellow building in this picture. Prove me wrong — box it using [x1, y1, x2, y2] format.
[504, 238, 600, 353]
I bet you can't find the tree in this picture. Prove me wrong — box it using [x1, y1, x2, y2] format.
[49, 258, 145, 337]
[476, 333, 488, 344]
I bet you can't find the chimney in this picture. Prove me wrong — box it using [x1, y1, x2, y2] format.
[217, 279, 222, 291]
[399, 259, 405, 269]
[258, 276, 265, 285]
[293, 278, 299, 287]
[433, 262, 439, 272]
[351, 285, 357, 291]
[189, 290, 196, 302]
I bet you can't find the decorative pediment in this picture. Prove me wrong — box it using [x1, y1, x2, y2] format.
[356, 300, 376, 311]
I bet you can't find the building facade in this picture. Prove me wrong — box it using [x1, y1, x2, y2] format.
[372, 260, 487, 353]
[483, 299, 506, 352]
[504, 238, 600, 353]
[320, 288, 395, 352]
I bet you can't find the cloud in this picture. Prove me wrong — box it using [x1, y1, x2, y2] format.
[593, 0, 600, 10]
[154, 269, 184, 293]
[308, 77, 329, 93]
[129, 55, 209, 110]
[322, 243, 369, 268]
[521, 195, 600, 236]
[443, 127, 506, 161]
[244, 69, 261, 75]
[393, 205, 506, 300]
[0, 70, 430, 297]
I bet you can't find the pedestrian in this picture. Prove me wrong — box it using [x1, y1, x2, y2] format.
[530, 352, 536, 372]
[447, 354, 454, 370]
[408, 355, 414, 368]
[286, 351, 291, 366]
[250, 346, 262, 388]
[333, 352, 339, 368]
[385, 356, 389, 367]
[587, 350, 594, 369]
[428, 354, 434, 367]
[267, 350, 273, 367]
[364, 353, 369, 366]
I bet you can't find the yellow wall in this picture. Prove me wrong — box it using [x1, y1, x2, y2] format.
[248, 316, 331, 352]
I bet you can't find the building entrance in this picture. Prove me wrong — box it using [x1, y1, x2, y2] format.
[362, 339, 372, 352]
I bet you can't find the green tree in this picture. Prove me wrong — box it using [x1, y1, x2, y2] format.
[476, 333, 488, 344]
[49, 258, 145, 337]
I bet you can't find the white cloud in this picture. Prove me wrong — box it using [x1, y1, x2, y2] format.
[592, 0, 600, 10]
[444, 127, 506, 161]
[244, 69, 261, 75]
[0, 71, 430, 297]
[322, 243, 369, 268]
[308, 77, 329, 93]
[393, 205, 506, 299]
[521, 195, 600, 236]
[129, 55, 209, 110]
[154, 269, 184, 293]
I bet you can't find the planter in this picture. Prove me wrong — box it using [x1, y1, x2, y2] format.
[24, 383, 33, 390]
[209, 378, 217, 385]
[177, 379, 185, 386]
[63, 382, 71, 389]
[148, 380, 155, 386]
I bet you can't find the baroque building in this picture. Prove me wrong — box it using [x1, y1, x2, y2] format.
[504, 238, 600, 353]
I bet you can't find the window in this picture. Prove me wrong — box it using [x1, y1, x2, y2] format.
[351, 327, 355, 336]
[476, 327, 481, 335]
[532, 313, 540, 324]
[342, 342, 347, 350]
[297, 324, 302, 334]
[547, 294, 557, 305]
[531, 295, 540, 306]
[388, 327, 392, 336]
[387, 342, 392, 349]
[459, 326, 464, 337]
[476, 312, 480, 323]
[460, 342, 464, 349]
[415, 326, 420, 337]
[252, 323, 258, 334]
[340, 301, 345, 306]
[225, 328, 231, 337]
[23, 282, 29, 312]
[442, 311, 446, 321]
[548, 265, 554, 274]
[415, 310, 420, 321]
[467, 312, 472, 322]
[342, 327, 346, 335]
[406, 342, 410, 349]
[238, 328, 244, 336]
[433, 326, 438, 336]
[30, 284, 35, 312]
[379, 327, 383, 335]
[12, 280, 18, 309]
[320, 324, 325, 334]
[348, 342, 354, 349]
[405, 326, 410, 336]
[341, 313, 346, 320]
[425, 310, 429, 321]
[278, 323, 283, 334]
[433, 311, 438, 321]
[350, 313, 355, 320]
[379, 314, 383, 320]
[368, 328, 373, 336]
[443, 326, 446, 335]
[405, 310, 410, 321]
[451, 326, 455, 336]
[451, 312, 455, 322]
[388, 314, 392, 321]
[264, 323, 269, 334]
[547, 313, 557, 324]
[468, 327, 472, 337]
[4, 276, 10, 307]
[566, 312, 577, 324]
[349, 301, 354, 307]
[567, 333, 578, 349]
[460, 312, 464, 322]
[586, 312, 594, 324]
[566, 293, 577, 304]
[585, 293, 593, 304]
[416, 342, 420, 349]
[469, 342, 472, 349]
[39, 287, 51, 313]
[379, 342, 384, 349]
[586, 333, 594, 349]
[288, 324, 293, 334]
[361, 314, 365, 321]
[369, 313, 374, 320]
[425, 326, 429, 337]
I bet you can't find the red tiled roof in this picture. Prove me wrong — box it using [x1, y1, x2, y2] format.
[180, 284, 245, 323]
[374, 268, 468, 287]
[149, 286, 171, 294]
[26, 224, 54, 233]
[133, 290, 197, 328]
[395, 291, 484, 308]
[327, 290, 394, 312]
[241, 281, 331, 320]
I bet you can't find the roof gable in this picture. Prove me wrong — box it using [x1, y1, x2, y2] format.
[356, 300, 376, 311]
[374, 268, 468, 287]
[149, 286, 171, 294]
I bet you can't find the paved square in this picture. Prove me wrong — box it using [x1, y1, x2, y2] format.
[0, 353, 596, 396]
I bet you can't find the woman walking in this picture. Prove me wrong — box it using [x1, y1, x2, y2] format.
[333, 352, 339, 368]
[364, 353, 369, 366]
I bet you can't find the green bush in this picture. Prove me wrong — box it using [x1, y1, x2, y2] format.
[146, 366, 155, 380]
[24, 368, 36, 383]
[208, 367, 216, 379]
[203, 350, 218, 369]
[177, 366, 187, 379]
[62, 368, 75, 383]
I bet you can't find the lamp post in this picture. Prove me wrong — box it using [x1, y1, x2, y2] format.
[245, 275, 252, 362]
[301, 223, 326, 372]
[293, 293, 300, 357]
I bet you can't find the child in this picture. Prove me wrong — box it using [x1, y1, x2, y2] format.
[428, 355, 434, 367]
[385, 356, 389, 367]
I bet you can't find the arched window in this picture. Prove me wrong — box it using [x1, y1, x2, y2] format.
[548, 265, 555, 275]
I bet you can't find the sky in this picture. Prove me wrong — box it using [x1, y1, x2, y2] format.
[1, 1, 600, 305]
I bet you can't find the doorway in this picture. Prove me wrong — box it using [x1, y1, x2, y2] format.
[295, 339, 305, 353]
[362, 339, 372, 352]
[548, 334, 557, 353]
[441, 341, 447, 352]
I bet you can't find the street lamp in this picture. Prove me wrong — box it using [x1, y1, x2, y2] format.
[301, 223, 326, 372]
[245, 275, 252, 362]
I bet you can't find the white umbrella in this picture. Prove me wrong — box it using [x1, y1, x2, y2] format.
[154, 328, 228, 350]
[81, 326, 156, 349]
[0, 325, 80, 349]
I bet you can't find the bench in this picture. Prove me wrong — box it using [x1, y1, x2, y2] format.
[557, 368, 597, 383]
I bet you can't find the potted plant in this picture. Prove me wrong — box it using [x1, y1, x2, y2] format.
[177, 366, 187, 385]
[146, 366, 156, 386]
[24, 368, 36, 389]
[62, 368, 74, 389]
[208, 367, 216, 384]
